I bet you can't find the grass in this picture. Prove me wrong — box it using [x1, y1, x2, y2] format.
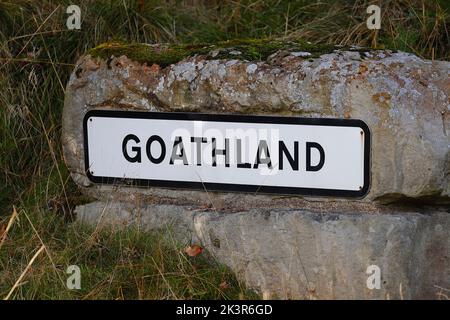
[0, 0, 449, 300]
[0, 208, 257, 299]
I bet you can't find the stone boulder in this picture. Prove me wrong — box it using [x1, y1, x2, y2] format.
[63, 40, 450, 299]
[63, 40, 449, 203]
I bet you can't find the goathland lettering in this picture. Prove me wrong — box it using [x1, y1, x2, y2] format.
[122, 134, 325, 172]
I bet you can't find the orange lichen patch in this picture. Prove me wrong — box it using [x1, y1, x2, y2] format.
[372, 92, 391, 108]
[149, 63, 160, 73]
[351, 63, 370, 80]
[358, 64, 368, 75]
[141, 62, 161, 76]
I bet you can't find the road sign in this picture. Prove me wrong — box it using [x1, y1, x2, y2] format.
[84, 110, 370, 197]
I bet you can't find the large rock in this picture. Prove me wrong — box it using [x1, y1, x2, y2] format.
[62, 41, 449, 203]
[76, 201, 450, 299]
[63, 40, 450, 299]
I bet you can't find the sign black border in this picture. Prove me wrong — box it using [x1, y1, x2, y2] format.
[83, 110, 371, 198]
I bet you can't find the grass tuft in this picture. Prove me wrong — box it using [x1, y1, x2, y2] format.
[0, 208, 256, 299]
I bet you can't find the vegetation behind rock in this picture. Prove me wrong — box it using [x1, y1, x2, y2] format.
[0, 0, 448, 299]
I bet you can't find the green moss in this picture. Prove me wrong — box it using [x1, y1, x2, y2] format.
[87, 38, 346, 67]
[88, 41, 208, 68]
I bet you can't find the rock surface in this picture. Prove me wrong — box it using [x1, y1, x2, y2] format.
[63, 42, 449, 203]
[63, 41, 450, 299]
[76, 201, 450, 299]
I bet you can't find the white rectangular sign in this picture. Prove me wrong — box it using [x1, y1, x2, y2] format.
[84, 110, 370, 197]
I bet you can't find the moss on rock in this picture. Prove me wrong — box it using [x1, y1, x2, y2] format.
[87, 38, 350, 67]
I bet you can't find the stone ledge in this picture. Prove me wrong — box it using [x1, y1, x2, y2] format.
[76, 201, 450, 299]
